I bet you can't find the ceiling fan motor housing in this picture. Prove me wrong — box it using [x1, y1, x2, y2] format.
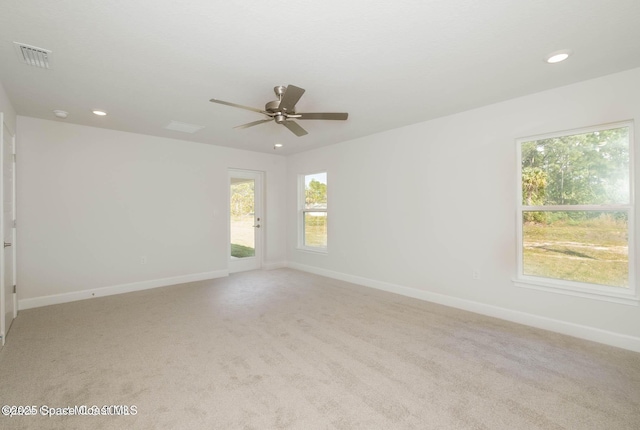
[265, 100, 284, 113]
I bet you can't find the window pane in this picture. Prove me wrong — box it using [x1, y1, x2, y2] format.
[522, 211, 628, 287]
[521, 127, 629, 205]
[304, 212, 327, 247]
[305, 172, 327, 210]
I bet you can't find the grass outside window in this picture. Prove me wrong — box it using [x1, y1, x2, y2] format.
[522, 212, 628, 287]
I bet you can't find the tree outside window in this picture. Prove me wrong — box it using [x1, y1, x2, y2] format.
[517, 123, 634, 295]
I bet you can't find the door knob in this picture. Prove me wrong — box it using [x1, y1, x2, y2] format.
[3, 242, 11, 248]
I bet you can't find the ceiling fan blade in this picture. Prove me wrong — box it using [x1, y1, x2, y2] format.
[210, 98, 265, 114]
[234, 119, 273, 129]
[297, 112, 348, 120]
[282, 120, 308, 137]
[279, 85, 305, 112]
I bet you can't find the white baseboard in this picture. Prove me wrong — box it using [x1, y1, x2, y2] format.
[18, 270, 229, 310]
[262, 261, 288, 270]
[287, 262, 640, 353]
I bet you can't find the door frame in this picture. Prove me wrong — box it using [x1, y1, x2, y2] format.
[228, 169, 264, 273]
[0, 113, 17, 346]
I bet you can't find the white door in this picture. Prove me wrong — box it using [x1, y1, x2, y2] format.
[229, 169, 263, 273]
[1, 114, 16, 346]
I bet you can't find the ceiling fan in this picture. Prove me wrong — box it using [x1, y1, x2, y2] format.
[210, 85, 348, 137]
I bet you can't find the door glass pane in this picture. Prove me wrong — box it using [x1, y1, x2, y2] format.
[230, 178, 255, 258]
[522, 211, 628, 287]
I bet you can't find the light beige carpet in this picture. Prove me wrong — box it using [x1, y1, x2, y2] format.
[0, 268, 638, 429]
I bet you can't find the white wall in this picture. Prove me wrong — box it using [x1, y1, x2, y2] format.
[287, 67, 640, 345]
[17, 117, 286, 302]
[0, 78, 16, 133]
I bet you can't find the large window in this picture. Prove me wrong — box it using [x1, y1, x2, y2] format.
[299, 172, 327, 251]
[515, 122, 636, 304]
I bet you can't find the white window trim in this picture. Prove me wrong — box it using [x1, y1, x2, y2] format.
[514, 120, 638, 305]
[297, 171, 328, 253]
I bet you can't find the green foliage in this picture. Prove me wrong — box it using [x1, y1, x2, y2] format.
[521, 127, 629, 211]
[522, 167, 547, 223]
[544, 211, 628, 225]
[522, 167, 547, 204]
[231, 243, 255, 258]
[305, 179, 327, 207]
[230, 181, 254, 217]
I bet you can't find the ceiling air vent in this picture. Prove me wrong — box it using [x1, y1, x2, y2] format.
[13, 42, 52, 69]
[164, 121, 205, 134]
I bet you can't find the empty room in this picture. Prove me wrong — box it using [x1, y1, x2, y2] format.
[1, 1, 639, 429]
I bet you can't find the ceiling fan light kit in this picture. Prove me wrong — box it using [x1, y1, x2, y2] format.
[210, 84, 348, 137]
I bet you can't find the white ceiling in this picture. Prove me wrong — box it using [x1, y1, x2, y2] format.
[1, 1, 639, 155]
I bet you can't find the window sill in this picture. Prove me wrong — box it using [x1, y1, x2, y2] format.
[513, 277, 639, 306]
[296, 246, 328, 255]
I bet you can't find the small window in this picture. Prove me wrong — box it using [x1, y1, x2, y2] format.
[299, 172, 327, 251]
[515, 122, 637, 304]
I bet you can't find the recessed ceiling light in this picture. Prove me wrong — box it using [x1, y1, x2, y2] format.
[274, 143, 283, 149]
[92, 110, 107, 116]
[53, 110, 68, 119]
[545, 50, 571, 64]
